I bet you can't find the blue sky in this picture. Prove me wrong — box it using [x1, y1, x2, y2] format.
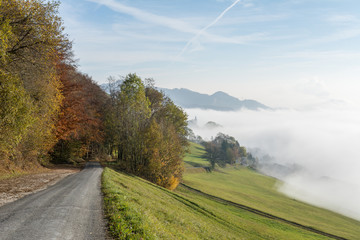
[59, 0, 360, 108]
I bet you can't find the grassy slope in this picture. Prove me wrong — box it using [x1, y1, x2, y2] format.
[183, 144, 360, 240]
[183, 142, 209, 168]
[102, 167, 328, 240]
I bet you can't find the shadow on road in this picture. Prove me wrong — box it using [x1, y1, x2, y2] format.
[85, 162, 103, 169]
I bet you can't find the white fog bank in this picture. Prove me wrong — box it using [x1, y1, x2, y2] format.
[186, 108, 360, 221]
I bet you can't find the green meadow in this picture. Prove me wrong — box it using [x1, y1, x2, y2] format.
[183, 143, 360, 239]
[102, 167, 330, 239]
[102, 142, 360, 239]
[183, 142, 209, 168]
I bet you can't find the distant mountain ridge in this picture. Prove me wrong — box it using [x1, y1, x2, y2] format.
[159, 88, 270, 111]
[100, 82, 269, 111]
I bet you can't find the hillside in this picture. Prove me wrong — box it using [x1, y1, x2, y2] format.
[160, 88, 270, 111]
[102, 168, 330, 239]
[183, 143, 360, 239]
[102, 142, 359, 239]
[183, 142, 209, 168]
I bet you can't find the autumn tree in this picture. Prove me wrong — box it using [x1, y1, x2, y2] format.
[204, 133, 247, 169]
[0, 71, 33, 164]
[51, 63, 107, 163]
[105, 74, 188, 189]
[142, 84, 188, 189]
[105, 74, 151, 171]
[0, 0, 70, 168]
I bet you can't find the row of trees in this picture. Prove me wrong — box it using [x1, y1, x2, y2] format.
[0, 0, 188, 190]
[1, 0, 69, 168]
[0, 0, 107, 168]
[51, 63, 107, 164]
[105, 75, 188, 189]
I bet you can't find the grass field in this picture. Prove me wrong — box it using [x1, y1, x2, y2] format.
[102, 167, 330, 239]
[183, 142, 209, 168]
[183, 143, 360, 239]
[102, 142, 360, 239]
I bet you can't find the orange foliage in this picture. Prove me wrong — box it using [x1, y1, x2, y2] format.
[51, 61, 108, 162]
[55, 62, 106, 143]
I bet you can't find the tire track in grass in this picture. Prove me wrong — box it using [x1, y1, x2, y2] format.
[181, 183, 348, 240]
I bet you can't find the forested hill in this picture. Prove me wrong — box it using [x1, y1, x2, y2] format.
[159, 88, 270, 111]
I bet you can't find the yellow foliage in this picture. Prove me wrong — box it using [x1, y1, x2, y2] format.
[167, 175, 180, 190]
[0, 0, 69, 166]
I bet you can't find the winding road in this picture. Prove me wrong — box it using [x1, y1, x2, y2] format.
[0, 162, 106, 240]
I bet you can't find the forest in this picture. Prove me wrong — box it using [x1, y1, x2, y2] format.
[0, 0, 188, 189]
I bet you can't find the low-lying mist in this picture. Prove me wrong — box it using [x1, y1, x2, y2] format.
[186, 107, 360, 221]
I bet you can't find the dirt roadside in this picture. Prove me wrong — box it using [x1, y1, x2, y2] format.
[0, 162, 106, 240]
[0, 168, 80, 207]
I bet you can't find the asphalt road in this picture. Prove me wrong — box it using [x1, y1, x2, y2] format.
[0, 162, 106, 240]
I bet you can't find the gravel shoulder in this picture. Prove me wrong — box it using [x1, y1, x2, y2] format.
[0, 168, 79, 207]
[0, 162, 106, 240]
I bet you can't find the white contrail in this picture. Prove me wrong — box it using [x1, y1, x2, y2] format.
[179, 0, 242, 56]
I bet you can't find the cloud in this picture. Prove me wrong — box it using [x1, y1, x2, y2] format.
[327, 14, 359, 25]
[216, 14, 288, 26]
[216, 0, 254, 8]
[88, 0, 265, 51]
[79, 50, 177, 66]
[273, 50, 360, 61]
[186, 107, 360, 220]
[291, 27, 360, 47]
[279, 171, 360, 221]
[295, 77, 330, 98]
[312, 28, 360, 43]
[87, 0, 199, 34]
